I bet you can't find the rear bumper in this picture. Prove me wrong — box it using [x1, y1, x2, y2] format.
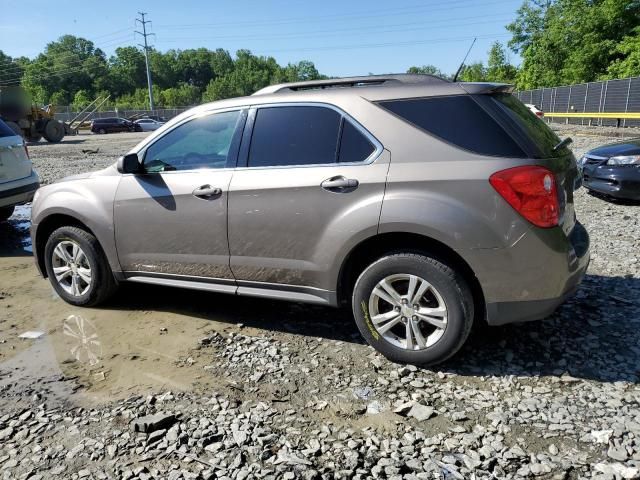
[582, 166, 640, 200]
[0, 172, 40, 208]
[465, 221, 590, 326]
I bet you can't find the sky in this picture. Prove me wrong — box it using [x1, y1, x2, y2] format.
[0, 0, 523, 77]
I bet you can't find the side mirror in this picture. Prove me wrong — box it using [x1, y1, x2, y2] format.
[117, 153, 143, 174]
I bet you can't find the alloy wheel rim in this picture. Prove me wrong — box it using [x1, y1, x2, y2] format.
[51, 240, 92, 297]
[368, 273, 448, 350]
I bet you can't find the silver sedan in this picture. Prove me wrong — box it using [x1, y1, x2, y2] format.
[134, 118, 165, 132]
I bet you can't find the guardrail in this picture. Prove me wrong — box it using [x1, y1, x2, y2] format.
[544, 112, 640, 127]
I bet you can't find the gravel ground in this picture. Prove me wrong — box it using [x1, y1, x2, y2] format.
[0, 128, 639, 479]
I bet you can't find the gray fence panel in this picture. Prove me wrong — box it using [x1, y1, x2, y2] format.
[516, 75, 640, 128]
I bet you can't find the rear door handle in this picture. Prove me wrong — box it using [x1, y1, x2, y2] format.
[193, 185, 222, 198]
[321, 176, 359, 192]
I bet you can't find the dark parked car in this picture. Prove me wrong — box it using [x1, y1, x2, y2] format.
[580, 139, 640, 201]
[91, 117, 142, 134]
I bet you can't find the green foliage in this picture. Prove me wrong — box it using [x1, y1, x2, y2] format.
[6, 37, 324, 108]
[508, 0, 640, 89]
[459, 62, 487, 82]
[406, 65, 448, 78]
[486, 42, 518, 83]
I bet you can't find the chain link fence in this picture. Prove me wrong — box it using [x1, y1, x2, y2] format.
[53, 107, 191, 124]
[515, 76, 640, 127]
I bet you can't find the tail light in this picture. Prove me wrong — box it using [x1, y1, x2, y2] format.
[490, 166, 559, 228]
[536, 111, 544, 118]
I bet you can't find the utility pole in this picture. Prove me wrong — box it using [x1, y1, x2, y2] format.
[135, 12, 155, 112]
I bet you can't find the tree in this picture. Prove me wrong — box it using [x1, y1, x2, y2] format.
[486, 42, 517, 83]
[605, 27, 640, 78]
[459, 62, 486, 82]
[406, 65, 448, 78]
[507, 0, 640, 88]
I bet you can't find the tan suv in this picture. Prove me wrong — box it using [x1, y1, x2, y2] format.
[30, 75, 590, 365]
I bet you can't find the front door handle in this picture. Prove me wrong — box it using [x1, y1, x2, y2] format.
[193, 185, 222, 198]
[321, 176, 359, 192]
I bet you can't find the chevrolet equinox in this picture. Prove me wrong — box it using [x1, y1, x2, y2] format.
[30, 74, 590, 365]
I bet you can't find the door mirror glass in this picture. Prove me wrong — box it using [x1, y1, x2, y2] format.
[117, 153, 142, 174]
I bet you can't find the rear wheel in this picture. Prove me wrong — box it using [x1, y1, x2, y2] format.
[352, 253, 474, 365]
[44, 226, 118, 306]
[0, 206, 15, 222]
[98, 128, 106, 135]
[43, 120, 65, 143]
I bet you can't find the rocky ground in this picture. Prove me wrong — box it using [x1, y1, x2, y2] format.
[0, 128, 639, 479]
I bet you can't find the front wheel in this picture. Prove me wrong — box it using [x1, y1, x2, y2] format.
[352, 253, 474, 365]
[44, 226, 118, 306]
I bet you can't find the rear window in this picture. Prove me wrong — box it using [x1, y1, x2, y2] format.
[338, 120, 375, 163]
[489, 94, 563, 158]
[377, 96, 527, 158]
[0, 120, 17, 138]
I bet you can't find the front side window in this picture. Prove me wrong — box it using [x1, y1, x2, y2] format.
[144, 110, 242, 172]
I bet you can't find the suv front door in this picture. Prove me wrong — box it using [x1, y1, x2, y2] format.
[114, 109, 246, 286]
[228, 104, 389, 300]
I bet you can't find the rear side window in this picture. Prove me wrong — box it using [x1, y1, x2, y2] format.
[377, 96, 527, 158]
[0, 120, 16, 138]
[249, 106, 341, 167]
[338, 120, 375, 163]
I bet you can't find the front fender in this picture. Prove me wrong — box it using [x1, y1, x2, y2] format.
[31, 176, 121, 275]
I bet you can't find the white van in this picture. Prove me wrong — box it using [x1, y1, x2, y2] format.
[0, 119, 39, 221]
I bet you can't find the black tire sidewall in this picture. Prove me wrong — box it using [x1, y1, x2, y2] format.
[0, 206, 15, 222]
[352, 255, 472, 365]
[43, 227, 108, 306]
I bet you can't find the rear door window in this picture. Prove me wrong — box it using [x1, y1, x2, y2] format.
[248, 106, 341, 167]
[338, 119, 375, 163]
[377, 96, 527, 158]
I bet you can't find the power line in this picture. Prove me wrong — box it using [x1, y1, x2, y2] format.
[157, 15, 515, 44]
[157, 0, 515, 30]
[136, 12, 155, 111]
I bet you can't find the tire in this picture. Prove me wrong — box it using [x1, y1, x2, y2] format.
[5, 121, 23, 137]
[44, 226, 118, 306]
[352, 253, 474, 366]
[98, 128, 106, 135]
[0, 206, 15, 222]
[43, 120, 65, 143]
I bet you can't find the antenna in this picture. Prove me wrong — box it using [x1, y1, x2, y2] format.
[452, 37, 477, 83]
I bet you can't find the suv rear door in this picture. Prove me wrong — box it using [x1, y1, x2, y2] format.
[227, 104, 389, 299]
[0, 120, 31, 184]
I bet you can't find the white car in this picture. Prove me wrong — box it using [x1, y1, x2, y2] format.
[134, 118, 165, 132]
[0, 119, 39, 221]
[525, 104, 544, 118]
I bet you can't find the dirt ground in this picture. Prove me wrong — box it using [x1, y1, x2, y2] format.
[0, 128, 638, 408]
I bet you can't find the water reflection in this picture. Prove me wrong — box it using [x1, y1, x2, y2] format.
[0, 204, 32, 256]
[62, 314, 102, 366]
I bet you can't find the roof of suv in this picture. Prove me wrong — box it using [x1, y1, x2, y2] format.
[186, 75, 513, 114]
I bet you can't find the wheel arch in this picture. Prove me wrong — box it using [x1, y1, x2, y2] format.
[336, 231, 486, 323]
[34, 213, 99, 278]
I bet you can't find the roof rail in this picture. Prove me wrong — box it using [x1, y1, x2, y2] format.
[252, 74, 449, 96]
